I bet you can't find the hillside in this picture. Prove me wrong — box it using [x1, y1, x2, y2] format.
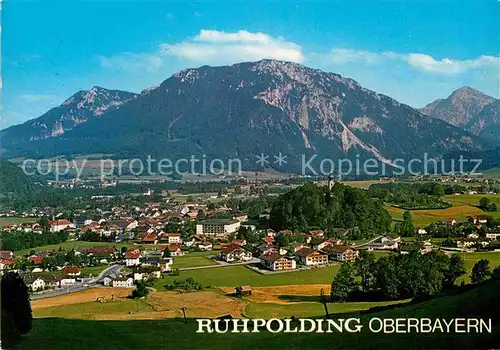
[1, 60, 488, 173]
[0, 86, 137, 149]
[16, 279, 500, 349]
[420, 87, 499, 137]
[0, 158, 33, 197]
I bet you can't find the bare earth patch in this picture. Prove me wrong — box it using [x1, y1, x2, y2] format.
[219, 284, 331, 305]
[32, 288, 131, 309]
[32, 288, 246, 320]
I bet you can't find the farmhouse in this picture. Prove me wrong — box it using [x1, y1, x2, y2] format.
[321, 245, 359, 262]
[295, 248, 328, 266]
[62, 265, 81, 276]
[196, 219, 241, 237]
[125, 251, 142, 266]
[220, 244, 252, 262]
[486, 232, 500, 240]
[49, 219, 74, 232]
[112, 276, 134, 288]
[260, 253, 296, 271]
[235, 285, 252, 296]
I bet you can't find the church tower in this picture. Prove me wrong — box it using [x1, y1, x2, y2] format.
[327, 172, 335, 191]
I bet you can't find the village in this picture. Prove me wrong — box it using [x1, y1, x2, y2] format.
[1, 179, 500, 297]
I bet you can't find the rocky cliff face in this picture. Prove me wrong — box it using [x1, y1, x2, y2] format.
[1, 60, 487, 171]
[420, 86, 498, 136]
[1, 86, 137, 146]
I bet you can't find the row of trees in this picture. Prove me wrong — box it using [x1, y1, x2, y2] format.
[1, 231, 68, 252]
[478, 197, 498, 212]
[367, 183, 451, 209]
[331, 251, 467, 301]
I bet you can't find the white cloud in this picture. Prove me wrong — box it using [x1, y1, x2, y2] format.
[19, 94, 58, 102]
[328, 48, 499, 75]
[99, 29, 305, 71]
[328, 48, 392, 65]
[404, 53, 500, 74]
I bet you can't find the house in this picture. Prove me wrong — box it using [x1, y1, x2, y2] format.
[486, 232, 500, 240]
[87, 246, 117, 259]
[140, 256, 173, 272]
[62, 265, 81, 276]
[183, 237, 196, 247]
[0, 258, 15, 271]
[470, 216, 488, 225]
[166, 233, 182, 244]
[194, 241, 213, 251]
[235, 285, 252, 296]
[112, 276, 134, 288]
[370, 236, 399, 250]
[317, 238, 343, 250]
[24, 275, 45, 291]
[467, 233, 480, 239]
[141, 233, 159, 244]
[260, 253, 296, 271]
[444, 218, 458, 226]
[417, 228, 428, 235]
[73, 215, 92, 227]
[231, 239, 246, 246]
[262, 236, 274, 245]
[456, 239, 476, 249]
[0, 250, 14, 260]
[49, 219, 74, 232]
[233, 213, 249, 222]
[257, 243, 277, 255]
[57, 275, 76, 287]
[165, 244, 184, 256]
[295, 248, 328, 266]
[309, 230, 325, 238]
[125, 251, 142, 266]
[321, 245, 359, 262]
[102, 276, 113, 286]
[220, 244, 252, 262]
[196, 219, 241, 237]
[29, 255, 44, 265]
[292, 242, 307, 253]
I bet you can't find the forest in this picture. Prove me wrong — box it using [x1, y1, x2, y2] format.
[269, 183, 392, 238]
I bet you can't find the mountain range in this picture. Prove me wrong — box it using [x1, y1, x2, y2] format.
[420, 86, 499, 138]
[1, 60, 497, 173]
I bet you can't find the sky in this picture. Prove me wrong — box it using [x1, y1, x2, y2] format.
[2, 0, 499, 128]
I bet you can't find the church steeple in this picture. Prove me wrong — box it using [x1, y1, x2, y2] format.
[327, 172, 334, 191]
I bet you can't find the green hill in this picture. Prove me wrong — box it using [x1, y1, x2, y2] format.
[15, 279, 500, 349]
[0, 158, 33, 197]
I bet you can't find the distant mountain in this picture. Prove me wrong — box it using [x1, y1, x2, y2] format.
[1, 60, 489, 172]
[1, 86, 137, 147]
[420, 87, 499, 137]
[0, 158, 33, 197]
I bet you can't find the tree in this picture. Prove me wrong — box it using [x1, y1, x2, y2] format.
[479, 197, 491, 210]
[275, 234, 290, 248]
[331, 263, 359, 302]
[401, 210, 415, 236]
[319, 288, 330, 317]
[130, 281, 149, 298]
[1, 272, 33, 347]
[470, 259, 491, 284]
[354, 251, 376, 293]
[432, 184, 445, 197]
[443, 254, 466, 288]
[492, 266, 500, 279]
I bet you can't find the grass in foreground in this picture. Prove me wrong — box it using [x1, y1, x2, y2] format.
[16, 279, 500, 349]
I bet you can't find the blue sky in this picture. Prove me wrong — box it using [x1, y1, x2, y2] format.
[2, 0, 499, 128]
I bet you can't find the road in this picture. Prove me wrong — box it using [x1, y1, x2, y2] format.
[31, 264, 122, 300]
[352, 235, 383, 249]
